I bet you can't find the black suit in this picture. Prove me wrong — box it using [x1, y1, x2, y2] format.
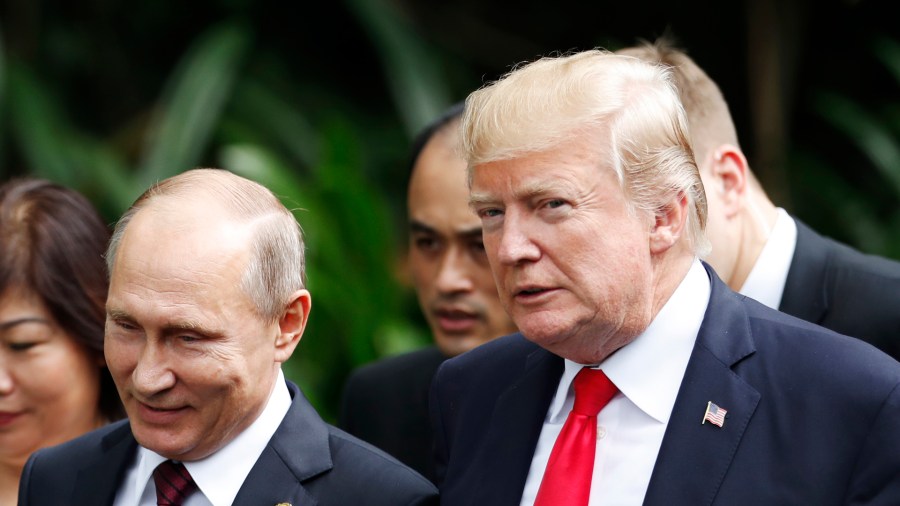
[340, 346, 446, 483]
[781, 217, 900, 359]
[431, 264, 900, 505]
[19, 380, 438, 505]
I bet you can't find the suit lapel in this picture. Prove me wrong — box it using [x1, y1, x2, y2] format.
[465, 346, 563, 505]
[780, 217, 830, 324]
[71, 421, 138, 505]
[643, 265, 760, 506]
[232, 382, 330, 506]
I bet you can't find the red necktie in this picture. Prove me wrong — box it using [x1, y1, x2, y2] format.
[153, 460, 197, 506]
[534, 368, 618, 506]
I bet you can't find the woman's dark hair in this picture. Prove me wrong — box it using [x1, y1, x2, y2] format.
[0, 178, 124, 421]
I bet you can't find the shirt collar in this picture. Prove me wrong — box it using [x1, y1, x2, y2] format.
[548, 259, 710, 424]
[132, 368, 292, 506]
[739, 208, 797, 309]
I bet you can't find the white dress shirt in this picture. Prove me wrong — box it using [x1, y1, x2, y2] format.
[113, 368, 292, 506]
[519, 260, 710, 506]
[738, 208, 797, 309]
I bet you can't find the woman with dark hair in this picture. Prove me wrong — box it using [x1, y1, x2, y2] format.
[0, 178, 123, 503]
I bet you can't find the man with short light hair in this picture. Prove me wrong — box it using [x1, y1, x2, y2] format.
[431, 50, 900, 505]
[618, 39, 900, 360]
[19, 169, 437, 505]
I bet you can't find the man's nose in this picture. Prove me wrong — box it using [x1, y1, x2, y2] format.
[131, 341, 177, 396]
[435, 246, 475, 294]
[495, 215, 540, 265]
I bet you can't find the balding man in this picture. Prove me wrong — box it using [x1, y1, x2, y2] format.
[18, 169, 437, 505]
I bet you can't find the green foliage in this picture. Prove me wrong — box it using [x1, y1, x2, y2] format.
[0, 4, 451, 420]
[793, 33, 900, 259]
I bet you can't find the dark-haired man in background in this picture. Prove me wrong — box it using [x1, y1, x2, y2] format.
[340, 104, 517, 483]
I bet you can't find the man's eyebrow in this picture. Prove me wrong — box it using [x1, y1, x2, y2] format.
[409, 221, 437, 234]
[468, 192, 497, 209]
[458, 226, 483, 239]
[469, 180, 569, 209]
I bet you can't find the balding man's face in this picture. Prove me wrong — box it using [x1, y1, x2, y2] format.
[104, 204, 282, 461]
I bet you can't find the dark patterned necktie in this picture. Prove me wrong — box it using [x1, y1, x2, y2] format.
[153, 460, 198, 506]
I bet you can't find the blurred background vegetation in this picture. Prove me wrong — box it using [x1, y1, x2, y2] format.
[0, 0, 897, 420]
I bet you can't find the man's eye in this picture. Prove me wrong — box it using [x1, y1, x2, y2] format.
[478, 208, 503, 219]
[414, 236, 440, 252]
[114, 320, 137, 331]
[179, 335, 199, 343]
[546, 199, 566, 209]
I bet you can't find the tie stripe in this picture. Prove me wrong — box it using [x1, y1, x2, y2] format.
[153, 460, 197, 505]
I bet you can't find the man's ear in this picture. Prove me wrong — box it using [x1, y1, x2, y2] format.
[704, 144, 749, 218]
[650, 192, 688, 254]
[274, 289, 311, 363]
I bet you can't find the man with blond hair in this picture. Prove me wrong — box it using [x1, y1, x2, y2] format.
[19, 169, 437, 505]
[430, 51, 900, 505]
[618, 39, 900, 360]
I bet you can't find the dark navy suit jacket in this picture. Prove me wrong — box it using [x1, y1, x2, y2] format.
[430, 264, 900, 505]
[781, 217, 900, 360]
[340, 345, 447, 483]
[19, 381, 438, 505]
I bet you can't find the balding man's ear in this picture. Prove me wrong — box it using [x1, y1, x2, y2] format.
[706, 144, 748, 218]
[650, 192, 688, 254]
[274, 289, 311, 363]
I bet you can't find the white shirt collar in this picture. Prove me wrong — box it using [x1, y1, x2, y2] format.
[548, 259, 710, 424]
[130, 368, 292, 506]
[739, 208, 797, 309]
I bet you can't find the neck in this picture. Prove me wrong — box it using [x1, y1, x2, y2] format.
[727, 189, 778, 291]
[0, 458, 23, 506]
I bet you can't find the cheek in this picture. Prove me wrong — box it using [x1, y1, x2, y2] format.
[408, 253, 438, 291]
[29, 346, 101, 412]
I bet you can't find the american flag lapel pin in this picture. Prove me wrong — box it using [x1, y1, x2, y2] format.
[702, 401, 727, 428]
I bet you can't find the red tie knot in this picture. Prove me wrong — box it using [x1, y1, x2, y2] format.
[572, 368, 618, 416]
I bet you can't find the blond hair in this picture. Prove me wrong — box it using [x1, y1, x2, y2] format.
[461, 50, 710, 256]
[616, 38, 740, 160]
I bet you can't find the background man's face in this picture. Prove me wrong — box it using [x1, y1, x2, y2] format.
[469, 135, 655, 362]
[407, 131, 517, 357]
[104, 204, 280, 461]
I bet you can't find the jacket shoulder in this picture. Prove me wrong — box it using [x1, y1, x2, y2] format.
[320, 426, 439, 504]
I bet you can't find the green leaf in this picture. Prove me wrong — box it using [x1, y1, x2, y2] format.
[136, 22, 251, 188]
[343, 0, 452, 136]
[872, 35, 900, 86]
[5, 63, 79, 185]
[814, 91, 900, 198]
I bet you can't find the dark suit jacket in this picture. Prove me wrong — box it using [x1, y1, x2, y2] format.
[781, 217, 900, 360]
[431, 264, 900, 505]
[19, 380, 438, 505]
[339, 346, 446, 483]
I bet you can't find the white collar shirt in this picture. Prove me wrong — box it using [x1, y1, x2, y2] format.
[519, 259, 710, 506]
[113, 368, 292, 506]
[738, 208, 797, 309]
